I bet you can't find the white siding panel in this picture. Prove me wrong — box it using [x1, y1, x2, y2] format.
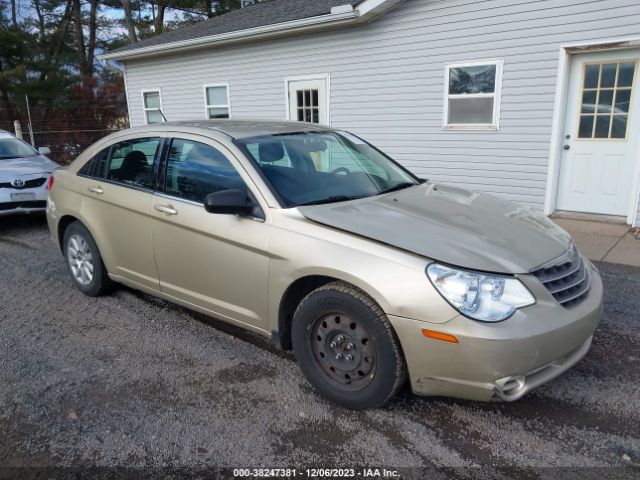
[123, 0, 640, 210]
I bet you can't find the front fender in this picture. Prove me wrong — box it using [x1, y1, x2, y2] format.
[267, 211, 459, 334]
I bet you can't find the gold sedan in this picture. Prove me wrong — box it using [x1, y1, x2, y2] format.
[46, 120, 602, 409]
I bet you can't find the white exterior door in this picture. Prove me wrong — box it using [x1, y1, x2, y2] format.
[287, 77, 329, 125]
[557, 50, 639, 217]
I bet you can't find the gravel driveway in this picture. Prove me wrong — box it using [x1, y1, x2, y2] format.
[1, 215, 639, 478]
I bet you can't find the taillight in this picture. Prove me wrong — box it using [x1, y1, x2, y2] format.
[46, 175, 54, 190]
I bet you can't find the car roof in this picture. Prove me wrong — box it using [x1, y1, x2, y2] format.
[0, 130, 15, 139]
[125, 119, 336, 140]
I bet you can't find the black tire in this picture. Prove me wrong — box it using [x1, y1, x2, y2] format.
[62, 221, 112, 297]
[291, 281, 406, 410]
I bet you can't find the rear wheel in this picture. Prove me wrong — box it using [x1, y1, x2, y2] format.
[291, 281, 406, 409]
[63, 222, 111, 296]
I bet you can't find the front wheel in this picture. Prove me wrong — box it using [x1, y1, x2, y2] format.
[291, 282, 406, 409]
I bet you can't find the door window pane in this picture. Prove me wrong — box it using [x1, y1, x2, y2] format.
[581, 90, 596, 113]
[615, 89, 631, 113]
[610, 115, 628, 139]
[164, 139, 245, 203]
[617, 62, 636, 87]
[448, 97, 494, 124]
[106, 137, 160, 189]
[597, 90, 613, 113]
[584, 64, 600, 89]
[578, 115, 594, 138]
[600, 63, 617, 88]
[594, 115, 610, 138]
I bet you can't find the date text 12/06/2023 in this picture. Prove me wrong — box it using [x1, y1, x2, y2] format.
[232, 468, 400, 478]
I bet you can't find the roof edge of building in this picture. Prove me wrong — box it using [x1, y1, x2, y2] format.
[99, 0, 403, 62]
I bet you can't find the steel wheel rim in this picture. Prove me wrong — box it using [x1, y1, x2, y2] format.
[67, 234, 94, 286]
[310, 312, 376, 391]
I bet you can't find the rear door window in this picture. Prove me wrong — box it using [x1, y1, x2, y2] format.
[78, 148, 109, 178]
[105, 137, 160, 190]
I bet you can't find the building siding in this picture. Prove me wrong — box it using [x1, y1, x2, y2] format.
[122, 0, 640, 222]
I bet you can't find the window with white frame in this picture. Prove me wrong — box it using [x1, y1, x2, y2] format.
[142, 90, 164, 124]
[204, 84, 230, 119]
[444, 59, 503, 129]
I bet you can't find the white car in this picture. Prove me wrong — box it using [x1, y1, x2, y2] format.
[0, 130, 58, 216]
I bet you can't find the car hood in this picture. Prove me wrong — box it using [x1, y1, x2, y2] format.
[298, 182, 571, 274]
[0, 155, 58, 179]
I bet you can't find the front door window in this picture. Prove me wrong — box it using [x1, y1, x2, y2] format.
[164, 139, 246, 203]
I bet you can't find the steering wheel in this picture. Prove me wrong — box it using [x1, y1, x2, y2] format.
[330, 167, 351, 175]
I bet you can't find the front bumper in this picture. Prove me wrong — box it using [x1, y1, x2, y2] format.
[389, 263, 603, 402]
[0, 180, 49, 217]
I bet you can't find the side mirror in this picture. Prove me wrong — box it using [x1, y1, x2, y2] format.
[204, 189, 253, 216]
[38, 147, 52, 156]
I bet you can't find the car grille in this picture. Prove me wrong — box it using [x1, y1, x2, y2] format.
[531, 244, 591, 308]
[0, 177, 47, 189]
[0, 201, 47, 211]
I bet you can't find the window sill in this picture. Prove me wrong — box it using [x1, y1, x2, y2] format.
[443, 124, 499, 131]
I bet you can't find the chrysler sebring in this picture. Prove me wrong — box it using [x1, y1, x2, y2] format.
[46, 120, 602, 409]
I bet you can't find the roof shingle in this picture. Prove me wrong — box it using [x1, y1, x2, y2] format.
[112, 0, 361, 54]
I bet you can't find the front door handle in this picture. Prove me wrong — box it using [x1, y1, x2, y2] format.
[87, 186, 104, 194]
[154, 203, 178, 215]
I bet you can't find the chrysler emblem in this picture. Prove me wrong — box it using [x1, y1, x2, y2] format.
[11, 179, 25, 188]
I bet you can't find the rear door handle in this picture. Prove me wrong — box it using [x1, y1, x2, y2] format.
[154, 203, 178, 215]
[87, 186, 104, 194]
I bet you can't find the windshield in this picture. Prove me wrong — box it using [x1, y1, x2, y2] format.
[0, 137, 38, 159]
[237, 131, 419, 207]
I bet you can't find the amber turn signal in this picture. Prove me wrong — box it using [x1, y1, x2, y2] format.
[421, 329, 459, 343]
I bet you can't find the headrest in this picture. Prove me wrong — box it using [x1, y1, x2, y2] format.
[289, 138, 328, 154]
[121, 150, 148, 171]
[258, 141, 284, 163]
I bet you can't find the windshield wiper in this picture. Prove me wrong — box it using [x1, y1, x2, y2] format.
[297, 195, 364, 207]
[377, 182, 417, 195]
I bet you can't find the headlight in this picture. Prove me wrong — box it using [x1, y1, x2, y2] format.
[426, 263, 535, 322]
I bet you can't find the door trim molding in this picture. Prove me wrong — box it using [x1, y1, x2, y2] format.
[284, 73, 331, 125]
[544, 35, 640, 226]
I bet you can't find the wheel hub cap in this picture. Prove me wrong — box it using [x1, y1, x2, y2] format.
[67, 234, 94, 286]
[311, 313, 376, 390]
